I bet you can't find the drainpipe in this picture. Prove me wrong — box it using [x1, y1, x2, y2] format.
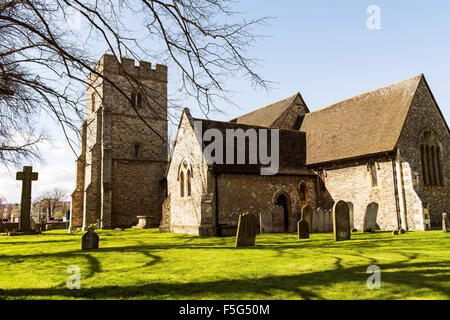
[395, 149, 409, 230]
[214, 173, 221, 236]
[391, 159, 401, 229]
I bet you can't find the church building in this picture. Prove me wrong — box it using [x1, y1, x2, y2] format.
[162, 74, 449, 235]
[70, 55, 449, 235]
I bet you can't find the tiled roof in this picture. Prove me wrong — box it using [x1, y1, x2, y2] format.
[300, 74, 423, 165]
[230, 93, 300, 128]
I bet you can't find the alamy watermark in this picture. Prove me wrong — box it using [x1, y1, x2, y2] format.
[366, 265, 381, 289]
[367, 5, 381, 30]
[67, 265, 81, 289]
[193, 121, 280, 175]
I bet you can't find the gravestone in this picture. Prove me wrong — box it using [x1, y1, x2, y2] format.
[324, 209, 333, 232]
[312, 208, 325, 233]
[272, 205, 284, 233]
[363, 203, 379, 232]
[133, 215, 153, 229]
[297, 219, 309, 239]
[235, 213, 257, 247]
[301, 204, 313, 231]
[259, 211, 273, 233]
[7, 166, 40, 236]
[82, 228, 99, 250]
[333, 200, 351, 241]
[443, 213, 448, 233]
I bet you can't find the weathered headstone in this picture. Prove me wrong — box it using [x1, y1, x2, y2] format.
[82, 228, 99, 250]
[442, 213, 448, 233]
[297, 219, 309, 239]
[333, 200, 351, 241]
[363, 202, 379, 232]
[7, 166, 39, 236]
[133, 215, 153, 229]
[312, 208, 325, 233]
[259, 211, 273, 233]
[301, 204, 313, 231]
[235, 213, 257, 247]
[272, 205, 284, 233]
[323, 210, 333, 232]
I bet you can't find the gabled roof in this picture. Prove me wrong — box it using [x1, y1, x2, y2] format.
[300, 74, 424, 165]
[230, 93, 306, 128]
[193, 118, 313, 175]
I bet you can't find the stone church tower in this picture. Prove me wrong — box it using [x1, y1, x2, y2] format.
[70, 54, 168, 230]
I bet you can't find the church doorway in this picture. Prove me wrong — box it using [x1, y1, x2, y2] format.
[275, 194, 290, 232]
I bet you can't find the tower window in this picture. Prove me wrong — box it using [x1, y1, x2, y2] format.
[131, 92, 142, 108]
[369, 162, 378, 187]
[91, 93, 96, 113]
[133, 143, 141, 158]
[420, 130, 443, 186]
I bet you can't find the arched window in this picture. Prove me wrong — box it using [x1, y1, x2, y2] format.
[368, 162, 378, 187]
[187, 169, 192, 196]
[180, 171, 185, 197]
[178, 158, 193, 198]
[299, 181, 307, 201]
[420, 131, 443, 186]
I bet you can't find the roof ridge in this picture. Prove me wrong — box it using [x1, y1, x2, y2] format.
[194, 117, 305, 133]
[307, 74, 423, 116]
[230, 92, 299, 121]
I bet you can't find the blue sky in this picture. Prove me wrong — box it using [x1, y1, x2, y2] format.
[1, 1, 449, 203]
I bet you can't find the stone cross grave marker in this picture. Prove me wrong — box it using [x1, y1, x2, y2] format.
[235, 213, 257, 247]
[443, 213, 448, 233]
[82, 228, 99, 250]
[16, 166, 38, 232]
[297, 219, 309, 239]
[333, 200, 351, 241]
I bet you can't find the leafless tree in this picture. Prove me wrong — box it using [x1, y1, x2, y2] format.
[0, 0, 269, 167]
[35, 187, 67, 218]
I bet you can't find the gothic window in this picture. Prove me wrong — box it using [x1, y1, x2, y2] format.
[299, 181, 307, 201]
[420, 130, 443, 186]
[187, 169, 192, 197]
[178, 158, 193, 198]
[180, 171, 185, 197]
[91, 93, 96, 112]
[369, 162, 378, 187]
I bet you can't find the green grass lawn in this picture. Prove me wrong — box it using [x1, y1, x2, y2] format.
[0, 229, 449, 300]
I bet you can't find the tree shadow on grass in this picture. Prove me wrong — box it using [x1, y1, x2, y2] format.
[0, 259, 448, 300]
